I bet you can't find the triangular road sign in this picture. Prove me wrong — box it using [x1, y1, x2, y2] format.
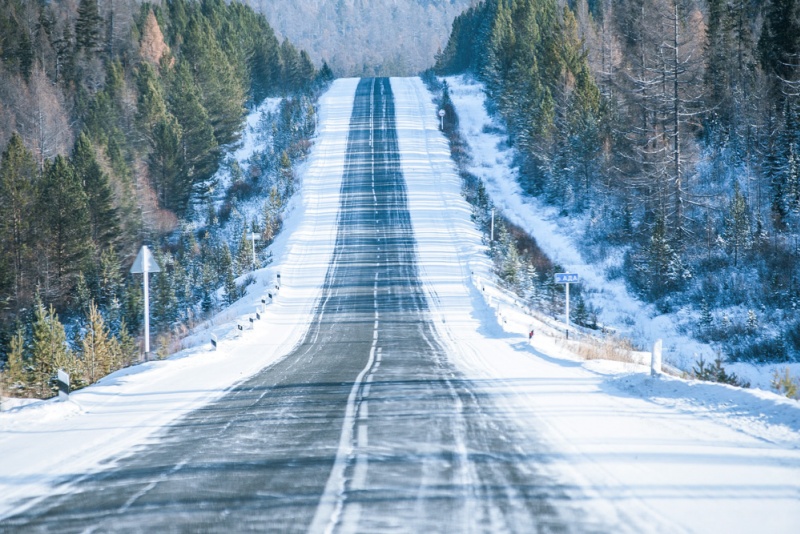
[130, 245, 162, 274]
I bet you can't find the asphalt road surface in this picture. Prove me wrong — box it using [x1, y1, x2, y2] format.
[2, 79, 573, 533]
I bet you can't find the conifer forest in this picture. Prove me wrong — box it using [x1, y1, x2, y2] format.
[0, 0, 330, 397]
[435, 0, 800, 364]
[3, 0, 800, 399]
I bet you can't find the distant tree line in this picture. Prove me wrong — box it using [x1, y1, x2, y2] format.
[435, 0, 800, 362]
[0, 0, 331, 398]
[246, 0, 474, 77]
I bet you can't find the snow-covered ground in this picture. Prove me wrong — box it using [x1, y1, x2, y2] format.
[444, 74, 800, 391]
[0, 77, 798, 532]
[392, 76, 800, 532]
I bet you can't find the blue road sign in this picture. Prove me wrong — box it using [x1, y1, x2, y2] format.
[555, 273, 580, 284]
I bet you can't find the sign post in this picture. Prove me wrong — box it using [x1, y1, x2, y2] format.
[438, 109, 445, 131]
[247, 232, 261, 269]
[554, 273, 580, 338]
[131, 245, 161, 359]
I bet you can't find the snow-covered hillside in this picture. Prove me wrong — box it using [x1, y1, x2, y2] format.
[444, 74, 800, 392]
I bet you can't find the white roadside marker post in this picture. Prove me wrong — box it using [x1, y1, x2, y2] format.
[651, 339, 663, 376]
[130, 245, 161, 360]
[438, 108, 445, 131]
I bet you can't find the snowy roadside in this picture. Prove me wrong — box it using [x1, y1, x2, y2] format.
[443, 74, 800, 392]
[0, 78, 359, 520]
[393, 76, 800, 533]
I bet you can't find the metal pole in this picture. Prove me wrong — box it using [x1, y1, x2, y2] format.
[143, 269, 150, 358]
[565, 282, 570, 339]
[251, 233, 257, 268]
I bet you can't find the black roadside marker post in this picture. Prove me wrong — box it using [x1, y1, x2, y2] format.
[57, 369, 70, 401]
[211, 334, 218, 351]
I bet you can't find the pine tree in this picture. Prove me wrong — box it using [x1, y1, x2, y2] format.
[73, 271, 93, 317]
[642, 213, 686, 300]
[117, 319, 138, 367]
[200, 262, 216, 312]
[2, 324, 28, 395]
[766, 119, 788, 230]
[75, 0, 103, 52]
[30, 301, 75, 397]
[81, 301, 116, 384]
[72, 133, 120, 252]
[573, 295, 588, 327]
[280, 39, 302, 91]
[262, 186, 283, 243]
[150, 113, 185, 213]
[182, 15, 245, 148]
[724, 181, 751, 267]
[0, 133, 37, 309]
[221, 243, 238, 305]
[136, 62, 168, 132]
[759, 0, 800, 96]
[317, 61, 335, 84]
[97, 246, 122, 310]
[278, 151, 293, 200]
[121, 277, 143, 334]
[38, 155, 92, 302]
[236, 223, 252, 275]
[525, 262, 539, 306]
[747, 309, 758, 333]
[700, 298, 713, 331]
[151, 252, 177, 331]
[168, 61, 218, 192]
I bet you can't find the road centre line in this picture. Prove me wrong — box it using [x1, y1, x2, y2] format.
[309, 322, 378, 533]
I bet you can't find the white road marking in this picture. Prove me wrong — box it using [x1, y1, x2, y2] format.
[308, 343, 377, 534]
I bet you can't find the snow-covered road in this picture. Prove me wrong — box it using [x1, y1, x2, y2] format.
[0, 77, 799, 533]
